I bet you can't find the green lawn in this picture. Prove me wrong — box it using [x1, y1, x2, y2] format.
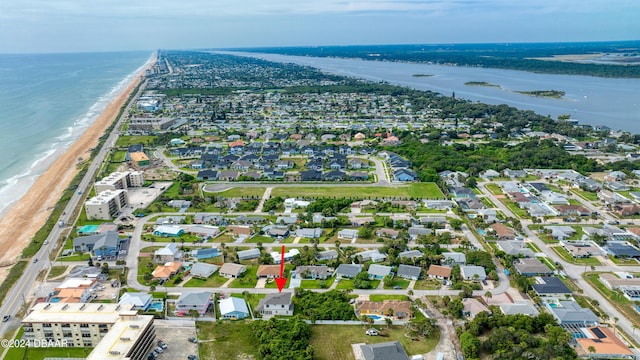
[245, 235, 275, 243]
[184, 274, 229, 287]
[57, 253, 91, 262]
[197, 321, 257, 360]
[270, 182, 443, 200]
[485, 183, 504, 195]
[383, 278, 411, 290]
[413, 279, 443, 290]
[115, 135, 156, 148]
[47, 266, 68, 280]
[369, 294, 410, 301]
[207, 187, 266, 198]
[4, 346, 92, 360]
[571, 189, 599, 202]
[498, 197, 530, 219]
[610, 257, 639, 265]
[301, 279, 330, 289]
[310, 325, 439, 360]
[228, 266, 258, 288]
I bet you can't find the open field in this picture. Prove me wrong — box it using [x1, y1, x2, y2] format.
[270, 183, 443, 199]
[197, 321, 257, 360]
[310, 324, 439, 360]
[210, 187, 266, 198]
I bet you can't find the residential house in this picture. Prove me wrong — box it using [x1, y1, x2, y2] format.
[153, 225, 184, 237]
[460, 265, 487, 281]
[531, 277, 572, 297]
[397, 265, 421, 280]
[316, 249, 338, 261]
[294, 265, 331, 280]
[496, 241, 535, 257]
[376, 228, 400, 239]
[546, 300, 598, 326]
[270, 248, 300, 264]
[605, 242, 640, 259]
[196, 170, 218, 181]
[355, 300, 412, 320]
[350, 217, 375, 227]
[427, 265, 452, 280]
[338, 229, 359, 241]
[575, 327, 635, 360]
[118, 292, 152, 312]
[257, 292, 294, 317]
[514, 258, 554, 276]
[237, 249, 261, 260]
[408, 227, 432, 241]
[191, 248, 221, 260]
[190, 263, 218, 279]
[257, 265, 281, 279]
[398, 250, 423, 260]
[73, 231, 122, 259]
[152, 262, 182, 281]
[442, 252, 466, 265]
[499, 301, 540, 316]
[219, 263, 247, 278]
[226, 225, 252, 238]
[218, 297, 250, 320]
[489, 223, 516, 240]
[359, 341, 409, 360]
[354, 249, 387, 262]
[368, 264, 393, 279]
[295, 228, 323, 239]
[154, 243, 183, 263]
[335, 264, 362, 278]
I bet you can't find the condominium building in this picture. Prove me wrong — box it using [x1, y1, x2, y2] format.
[85, 189, 129, 220]
[22, 303, 155, 360]
[94, 171, 145, 193]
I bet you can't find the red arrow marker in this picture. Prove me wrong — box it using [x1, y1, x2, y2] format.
[275, 245, 287, 292]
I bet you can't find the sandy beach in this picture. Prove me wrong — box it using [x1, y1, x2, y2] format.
[0, 69, 144, 274]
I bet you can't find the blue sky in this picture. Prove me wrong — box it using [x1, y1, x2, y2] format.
[0, 0, 638, 53]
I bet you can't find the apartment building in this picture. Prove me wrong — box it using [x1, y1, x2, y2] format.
[85, 189, 129, 220]
[22, 303, 155, 360]
[94, 171, 145, 193]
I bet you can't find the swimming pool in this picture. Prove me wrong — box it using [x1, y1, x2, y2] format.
[78, 225, 99, 234]
[149, 300, 164, 312]
[548, 303, 558, 308]
[50, 297, 61, 303]
[367, 315, 382, 320]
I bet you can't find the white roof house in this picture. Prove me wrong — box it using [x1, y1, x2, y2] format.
[190, 263, 218, 279]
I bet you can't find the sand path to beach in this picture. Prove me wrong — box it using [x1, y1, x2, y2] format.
[0, 71, 143, 276]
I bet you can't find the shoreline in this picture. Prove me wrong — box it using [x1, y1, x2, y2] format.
[0, 64, 148, 269]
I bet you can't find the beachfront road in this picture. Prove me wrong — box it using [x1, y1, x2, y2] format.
[0, 79, 147, 338]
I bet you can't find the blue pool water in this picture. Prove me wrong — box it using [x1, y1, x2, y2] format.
[149, 301, 164, 312]
[78, 225, 99, 234]
[50, 297, 61, 303]
[548, 303, 558, 308]
[477, 229, 486, 235]
[367, 315, 382, 320]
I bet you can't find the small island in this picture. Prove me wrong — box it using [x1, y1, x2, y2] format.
[464, 81, 500, 88]
[412, 74, 434, 77]
[515, 90, 565, 98]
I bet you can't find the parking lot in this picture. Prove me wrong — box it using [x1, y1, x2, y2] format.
[153, 320, 199, 360]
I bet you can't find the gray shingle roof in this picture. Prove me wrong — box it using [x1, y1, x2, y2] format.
[361, 341, 409, 360]
[397, 264, 421, 279]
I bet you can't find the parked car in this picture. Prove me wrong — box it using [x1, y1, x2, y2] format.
[188, 337, 198, 343]
[365, 329, 379, 336]
[154, 347, 163, 354]
[157, 340, 167, 350]
[2, 315, 10, 322]
[188, 355, 198, 360]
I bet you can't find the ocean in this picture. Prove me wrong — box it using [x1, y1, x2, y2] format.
[0, 51, 153, 218]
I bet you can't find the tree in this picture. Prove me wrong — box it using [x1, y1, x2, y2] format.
[101, 262, 109, 274]
[588, 346, 596, 358]
[385, 317, 393, 329]
[383, 275, 394, 288]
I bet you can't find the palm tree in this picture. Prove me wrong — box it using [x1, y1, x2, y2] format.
[484, 291, 492, 299]
[588, 346, 596, 358]
[385, 317, 393, 329]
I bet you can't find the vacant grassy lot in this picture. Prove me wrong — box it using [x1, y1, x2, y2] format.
[184, 274, 229, 288]
[210, 187, 266, 198]
[197, 321, 257, 360]
[485, 183, 504, 195]
[47, 266, 68, 280]
[383, 278, 411, 289]
[228, 266, 258, 288]
[4, 346, 92, 360]
[369, 294, 410, 301]
[310, 325, 439, 360]
[270, 183, 443, 199]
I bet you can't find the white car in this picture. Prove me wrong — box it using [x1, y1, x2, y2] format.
[365, 329, 379, 336]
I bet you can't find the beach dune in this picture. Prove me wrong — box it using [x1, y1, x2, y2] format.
[0, 70, 144, 274]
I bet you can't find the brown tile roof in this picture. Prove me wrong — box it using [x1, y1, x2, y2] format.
[257, 265, 281, 277]
[427, 265, 452, 278]
[152, 261, 182, 279]
[226, 225, 252, 236]
[576, 327, 633, 356]
[489, 222, 515, 239]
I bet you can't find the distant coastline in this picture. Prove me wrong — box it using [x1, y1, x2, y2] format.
[412, 74, 434, 77]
